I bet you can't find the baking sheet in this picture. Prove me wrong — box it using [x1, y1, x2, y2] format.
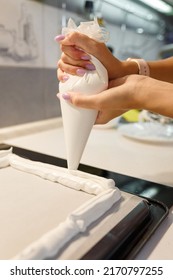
[0, 157, 144, 260]
[0, 144, 169, 260]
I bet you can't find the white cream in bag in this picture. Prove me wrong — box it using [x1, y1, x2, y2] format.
[59, 18, 108, 169]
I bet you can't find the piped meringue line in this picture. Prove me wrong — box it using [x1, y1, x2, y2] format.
[8, 153, 115, 195]
[0, 147, 12, 168]
[13, 188, 120, 260]
[0, 149, 121, 260]
[0, 157, 10, 168]
[0, 147, 12, 157]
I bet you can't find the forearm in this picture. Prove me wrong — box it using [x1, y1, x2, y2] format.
[134, 76, 173, 117]
[93, 48, 173, 83]
[122, 57, 173, 83]
[57, 32, 173, 83]
[148, 57, 173, 83]
[95, 56, 173, 83]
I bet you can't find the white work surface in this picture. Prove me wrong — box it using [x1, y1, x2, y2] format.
[2, 118, 173, 259]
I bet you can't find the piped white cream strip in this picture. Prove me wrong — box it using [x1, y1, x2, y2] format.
[0, 148, 121, 259]
[9, 154, 115, 195]
[0, 147, 13, 168]
[13, 188, 118, 260]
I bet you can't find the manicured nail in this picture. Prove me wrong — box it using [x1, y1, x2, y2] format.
[85, 64, 96, 70]
[54, 34, 65, 42]
[62, 75, 69, 82]
[76, 68, 86, 76]
[62, 93, 71, 101]
[81, 54, 91, 60]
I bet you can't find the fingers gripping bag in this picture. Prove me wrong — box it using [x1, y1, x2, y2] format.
[59, 18, 109, 170]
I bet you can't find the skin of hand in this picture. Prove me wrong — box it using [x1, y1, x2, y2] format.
[56, 32, 173, 83]
[55, 32, 173, 123]
[55, 32, 138, 82]
[60, 75, 173, 124]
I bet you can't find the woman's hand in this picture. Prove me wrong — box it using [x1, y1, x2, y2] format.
[55, 32, 125, 82]
[59, 75, 143, 124]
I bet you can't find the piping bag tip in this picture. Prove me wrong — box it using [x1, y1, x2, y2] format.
[60, 97, 97, 170]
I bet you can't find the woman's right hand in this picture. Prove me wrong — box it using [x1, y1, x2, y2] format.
[55, 32, 125, 82]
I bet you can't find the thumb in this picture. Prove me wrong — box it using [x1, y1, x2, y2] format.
[61, 92, 98, 110]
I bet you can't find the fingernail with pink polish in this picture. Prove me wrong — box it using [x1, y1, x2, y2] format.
[76, 68, 86, 76]
[81, 54, 91, 60]
[85, 64, 96, 70]
[54, 34, 65, 42]
[62, 93, 71, 101]
[62, 75, 69, 82]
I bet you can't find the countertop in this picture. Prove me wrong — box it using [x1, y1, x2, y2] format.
[1, 117, 173, 259]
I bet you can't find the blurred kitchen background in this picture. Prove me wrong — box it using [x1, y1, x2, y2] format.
[0, 0, 173, 128]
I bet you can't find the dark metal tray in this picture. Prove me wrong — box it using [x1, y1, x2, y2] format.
[1, 143, 171, 260]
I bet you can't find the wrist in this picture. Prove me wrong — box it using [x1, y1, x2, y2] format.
[133, 76, 150, 109]
[126, 58, 150, 76]
[121, 60, 139, 76]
